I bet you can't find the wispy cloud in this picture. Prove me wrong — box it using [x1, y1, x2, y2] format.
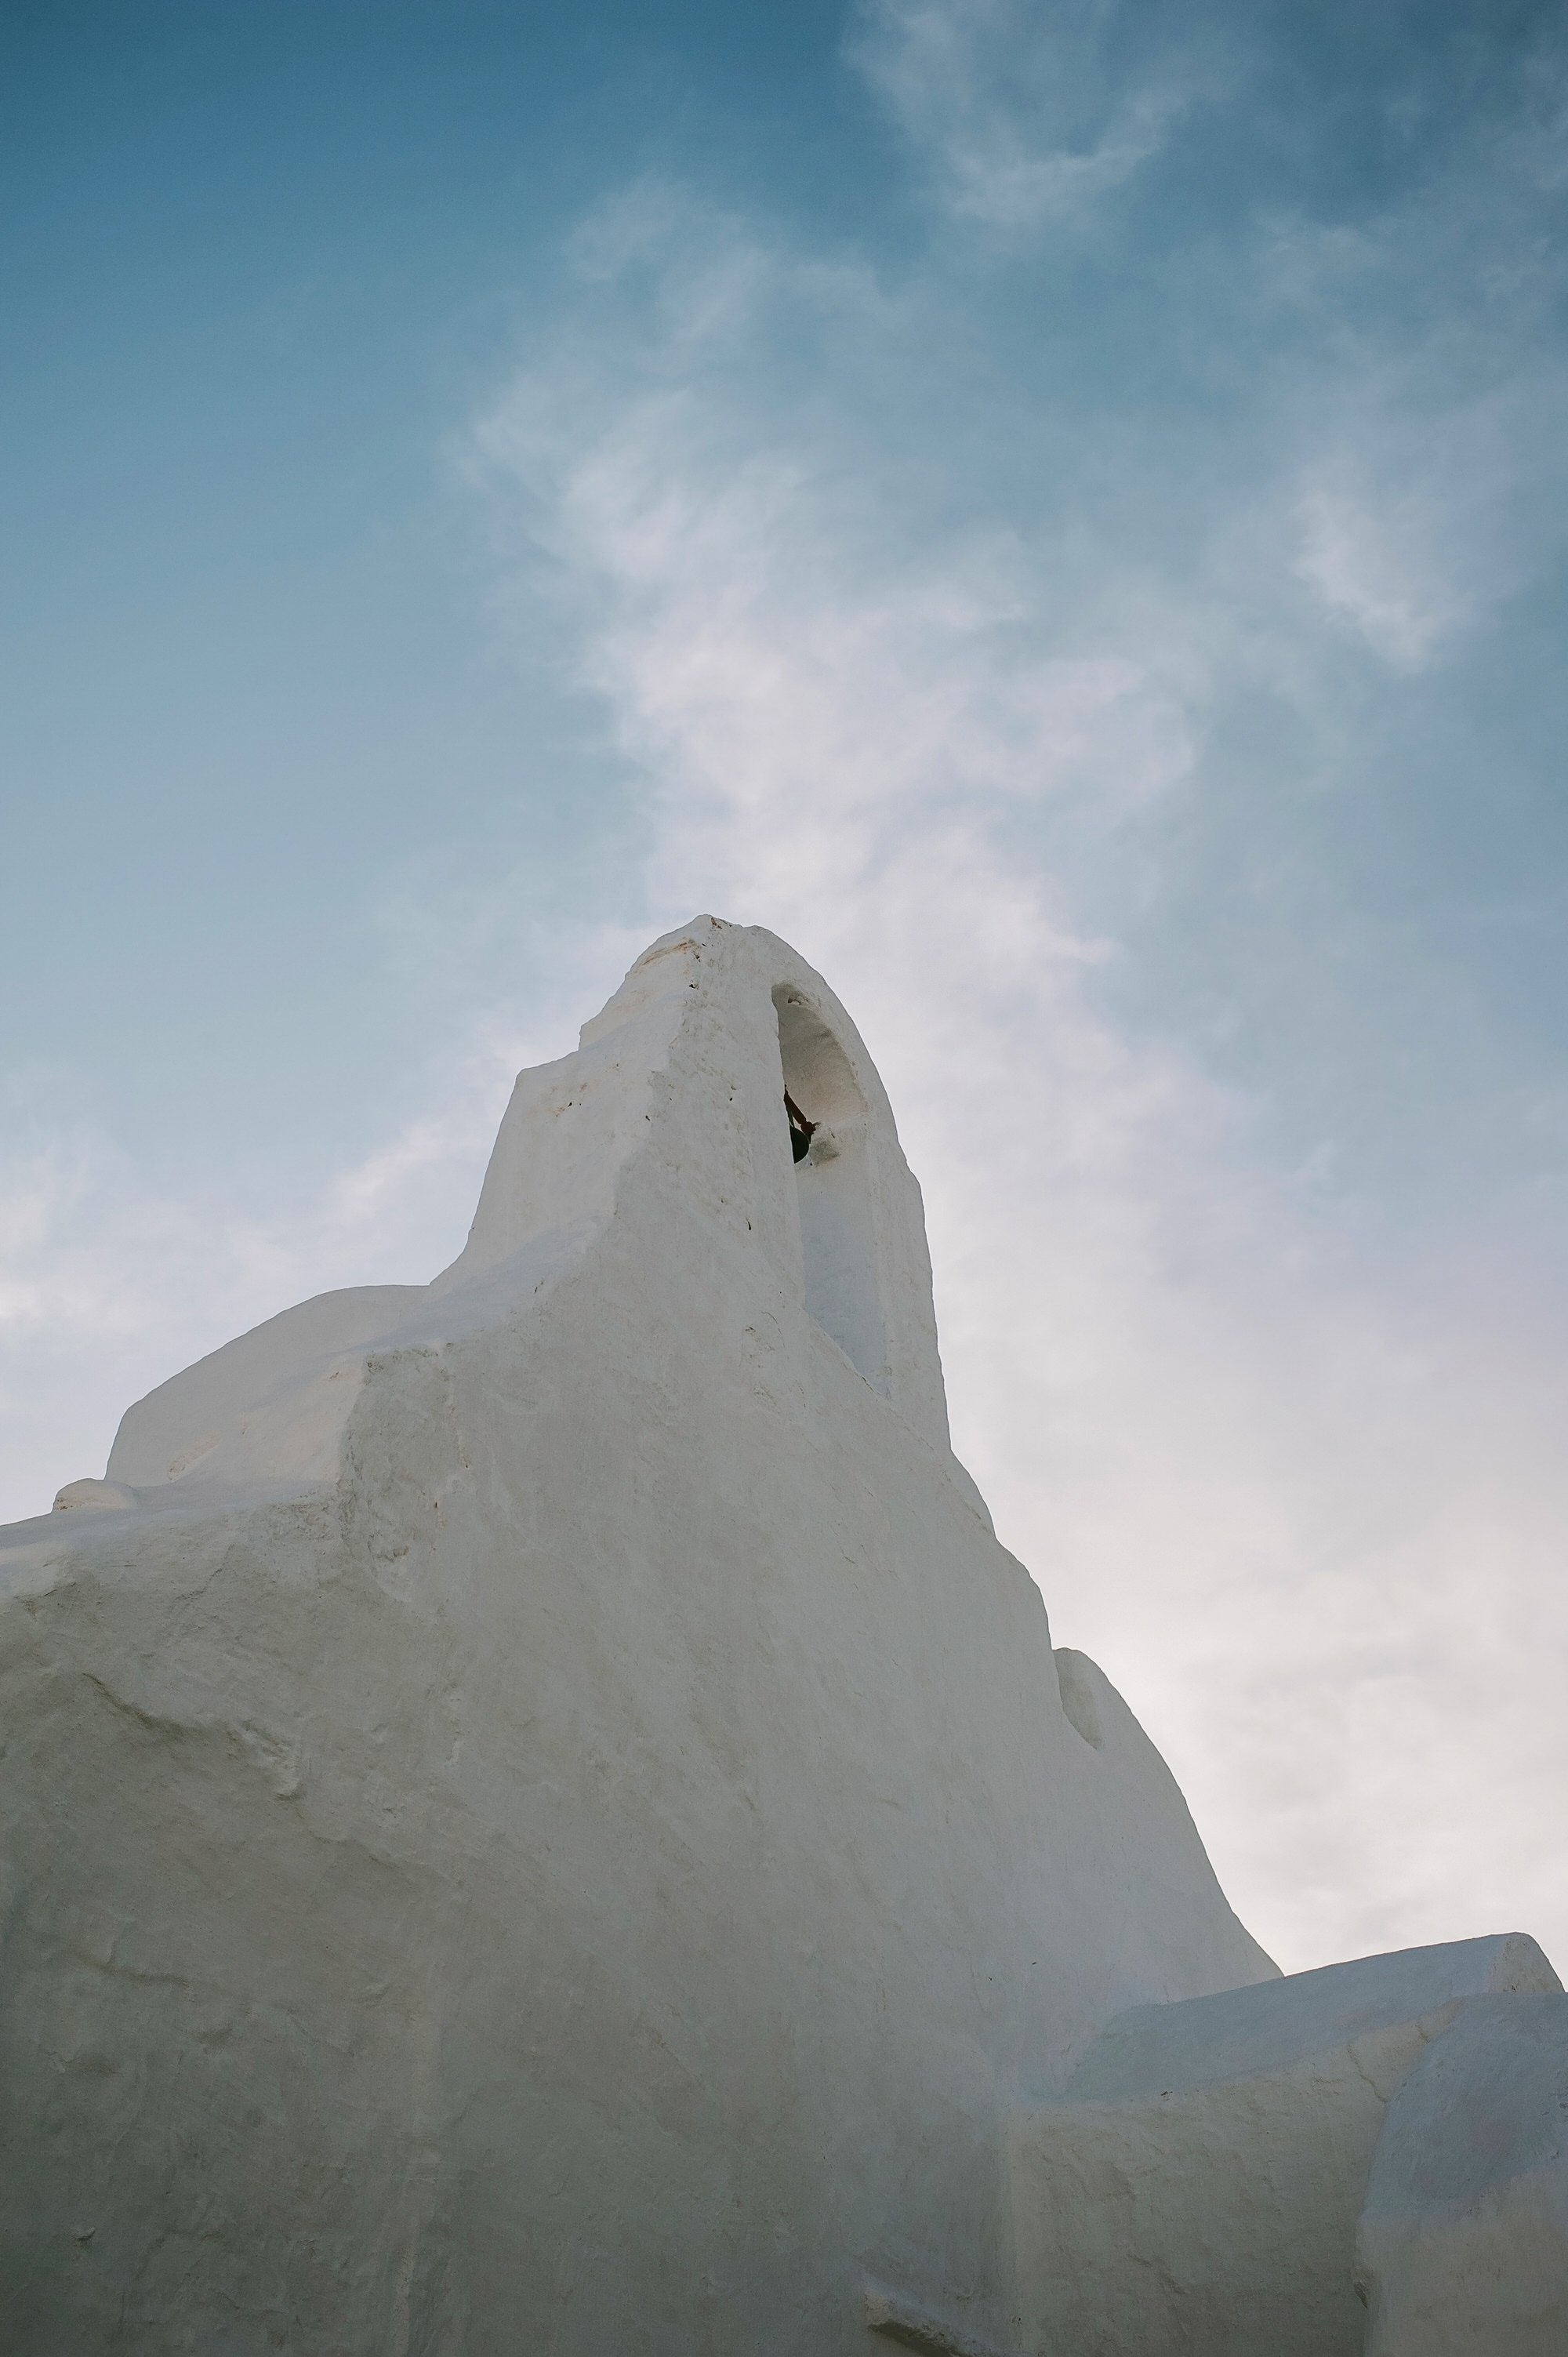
[461, 186, 1568, 1974]
[1295, 478, 1472, 673]
[1288, 373, 1567, 671]
[8, 5, 1567, 1995]
[848, 0, 1201, 230]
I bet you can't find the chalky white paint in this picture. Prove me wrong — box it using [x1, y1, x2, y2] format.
[9, 922, 1562, 2352]
[1357, 1992, 1568, 2355]
[1011, 1934, 1563, 2355]
[0, 922, 1272, 2353]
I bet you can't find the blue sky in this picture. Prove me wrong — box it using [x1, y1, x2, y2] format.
[5, 0, 1568, 1973]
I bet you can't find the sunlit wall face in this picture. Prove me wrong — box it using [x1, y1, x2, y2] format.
[4, 0, 1568, 1977]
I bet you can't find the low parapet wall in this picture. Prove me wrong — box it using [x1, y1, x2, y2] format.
[1008, 1934, 1562, 2356]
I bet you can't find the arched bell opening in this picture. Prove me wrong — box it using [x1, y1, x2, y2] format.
[773, 985, 889, 1394]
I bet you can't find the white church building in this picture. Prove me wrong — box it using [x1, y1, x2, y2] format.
[2, 918, 1561, 2353]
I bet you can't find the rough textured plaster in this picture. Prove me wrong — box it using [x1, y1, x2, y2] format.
[2, 919, 1287, 2353]
[1008, 1934, 1561, 2356]
[1357, 1991, 1568, 2355]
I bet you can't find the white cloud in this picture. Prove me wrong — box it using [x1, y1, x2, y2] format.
[11, 104, 1568, 1997]
[461, 201, 1568, 1976]
[1289, 397, 1551, 671]
[1261, 170, 1568, 671]
[1283, 369, 1565, 674]
[848, 0, 1193, 230]
[1295, 480, 1471, 672]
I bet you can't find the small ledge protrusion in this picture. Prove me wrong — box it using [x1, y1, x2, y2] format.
[53, 1479, 140, 1516]
[1054, 1648, 1105, 1749]
[862, 2276, 1011, 2357]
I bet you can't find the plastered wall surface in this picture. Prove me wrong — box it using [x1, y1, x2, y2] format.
[1008, 1934, 1563, 2357]
[1356, 1990, 1568, 2356]
[0, 921, 1275, 2355]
